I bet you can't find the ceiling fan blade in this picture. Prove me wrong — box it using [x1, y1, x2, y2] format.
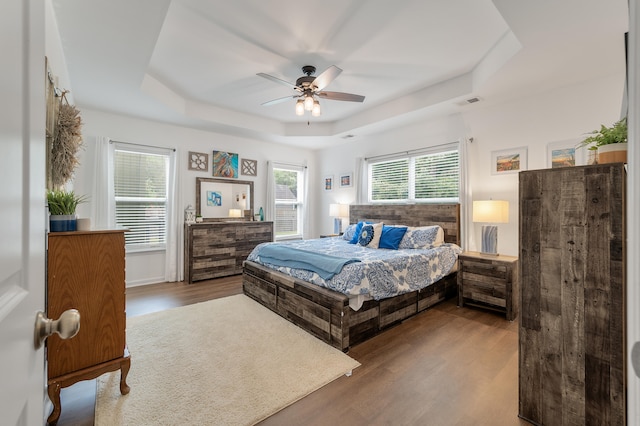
[256, 72, 298, 90]
[312, 65, 342, 91]
[317, 91, 365, 102]
[261, 95, 298, 106]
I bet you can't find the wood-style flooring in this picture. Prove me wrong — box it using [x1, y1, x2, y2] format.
[54, 275, 529, 426]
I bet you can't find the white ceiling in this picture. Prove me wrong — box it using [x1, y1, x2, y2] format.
[51, 0, 628, 149]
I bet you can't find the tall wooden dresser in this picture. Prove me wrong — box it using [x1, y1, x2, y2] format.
[519, 163, 626, 425]
[46, 230, 130, 425]
[184, 221, 273, 283]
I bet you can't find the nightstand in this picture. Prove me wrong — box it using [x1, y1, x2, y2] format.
[457, 251, 519, 321]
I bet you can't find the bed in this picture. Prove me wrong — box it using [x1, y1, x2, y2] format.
[242, 204, 461, 352]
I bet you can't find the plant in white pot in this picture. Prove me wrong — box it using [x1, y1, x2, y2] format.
[46, 190, 88, 232]
[578, 117, 628, 164]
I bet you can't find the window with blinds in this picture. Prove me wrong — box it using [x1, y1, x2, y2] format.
[114, 148, 169, 250]
[273, 166, 304, 239]
[368, 144, 459, 203]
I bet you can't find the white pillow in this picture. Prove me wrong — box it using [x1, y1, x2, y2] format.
[357, 222, 384, 248]
[398, 225, 444, 249]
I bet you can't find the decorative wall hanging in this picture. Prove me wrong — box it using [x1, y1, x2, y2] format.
[46, 59, 84, 190]
[212, 151, 239, 178]
[188, 151, 208, 171]
[241, 158, 257, 176]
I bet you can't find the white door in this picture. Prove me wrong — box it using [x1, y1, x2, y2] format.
[0, 0, 47, 424]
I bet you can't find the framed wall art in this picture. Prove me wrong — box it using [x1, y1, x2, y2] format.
[491, 147, 528, 175]
[339, 172, 353, 188]
[546, 139, 585, 168]
[324, 175, 334, 191]
[188, 151, 208, 171]
[241, 158, 257, 176]
[212, 150, 239, 178]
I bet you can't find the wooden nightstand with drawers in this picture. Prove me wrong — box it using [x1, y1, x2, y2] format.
[457, 251, 519, 321]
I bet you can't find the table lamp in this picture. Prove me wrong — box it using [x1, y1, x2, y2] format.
[228, 208, 242, 218]
[472, 200, 509, 255]
[329, 203, 349, 234]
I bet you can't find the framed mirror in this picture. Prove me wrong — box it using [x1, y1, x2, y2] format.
[196, 177, 254, 221]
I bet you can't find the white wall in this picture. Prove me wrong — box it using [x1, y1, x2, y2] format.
[73, 109, 316, 286]
[317, 72, 625, 256]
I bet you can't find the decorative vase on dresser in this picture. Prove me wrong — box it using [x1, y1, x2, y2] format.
[518, 163, 626, 425]
[184, 221, 274, 283]
[46, 230, 130, 425]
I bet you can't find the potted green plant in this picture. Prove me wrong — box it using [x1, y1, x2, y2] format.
[578, 117, 628, 164]
[46, 189, 88, 232]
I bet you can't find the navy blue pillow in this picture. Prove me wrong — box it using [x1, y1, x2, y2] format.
[379, 226, 408, 250]
[349, 221, 371, 244]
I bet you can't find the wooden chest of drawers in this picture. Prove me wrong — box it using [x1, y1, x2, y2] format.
[184, 221, 273, 283]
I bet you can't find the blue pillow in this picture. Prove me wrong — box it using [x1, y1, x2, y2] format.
[358, 225, 375, 246]
[379, 226, 408, 250]
[349, 221, 371, 244]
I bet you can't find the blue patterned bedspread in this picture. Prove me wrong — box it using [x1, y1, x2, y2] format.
[247, 237, 461, 301]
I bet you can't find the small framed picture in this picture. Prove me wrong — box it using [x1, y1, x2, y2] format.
[324, 175, 334, 191]
[212, 150, 239, 178]
[491, 147, 527, 175]
[339, 172, 353, 188]
[188, 151, 208, 171]
[241, 158, 258, 176]
[547, 139, 585, 168]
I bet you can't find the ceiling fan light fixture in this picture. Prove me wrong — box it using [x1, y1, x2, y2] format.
[312, 99, 321, 117]
[304, 95, 314, 111]
[295, 99, 305, 116]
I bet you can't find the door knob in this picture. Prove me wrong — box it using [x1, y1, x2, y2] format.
[34, 309, 80, 349]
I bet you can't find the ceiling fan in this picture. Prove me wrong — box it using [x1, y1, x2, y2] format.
[257, 65, 365, 116]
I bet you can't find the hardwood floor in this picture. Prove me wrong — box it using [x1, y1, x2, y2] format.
[54, 276, 529, 426]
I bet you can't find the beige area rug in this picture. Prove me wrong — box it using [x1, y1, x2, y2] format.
[95, 294, 359, 426]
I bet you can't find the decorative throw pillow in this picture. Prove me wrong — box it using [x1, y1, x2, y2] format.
[398, 225, 444, 249]
[342, 224, 357, 241]
[378, 225, 408, 250]
[349, 221, 372, 244]
[357, 222, 383, 248]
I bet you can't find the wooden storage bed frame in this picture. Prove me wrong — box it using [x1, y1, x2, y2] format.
[242, 204, 460, 352]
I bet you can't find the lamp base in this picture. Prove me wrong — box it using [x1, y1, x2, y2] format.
[480, 225, 499, 255]
[333, 217, 343, 235]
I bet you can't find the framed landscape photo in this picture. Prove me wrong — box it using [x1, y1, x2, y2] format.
[491, 147, 528, 175]
[547, 139, 584, 168]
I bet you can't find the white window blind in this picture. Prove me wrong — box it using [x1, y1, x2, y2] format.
[368, 143, 460, 203]
[114, 147, 169, 249]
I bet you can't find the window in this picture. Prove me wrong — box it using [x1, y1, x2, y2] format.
[113, 145, 171, 251]
[273, 165, 305, 239]
[368, 143, 460, 203]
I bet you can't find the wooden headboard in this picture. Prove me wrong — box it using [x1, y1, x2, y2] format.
[349, 204, 461, 245]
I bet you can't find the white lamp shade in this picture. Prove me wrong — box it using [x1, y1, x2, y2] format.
[228, 208, 242, 218]
[311, 100, 321, 116]
[295, 99, 304, 116]
[472, 200, 509, 223]
[329, 203, 349, 218]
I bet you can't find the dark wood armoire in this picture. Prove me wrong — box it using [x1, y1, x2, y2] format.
[519, 163, 626, 425]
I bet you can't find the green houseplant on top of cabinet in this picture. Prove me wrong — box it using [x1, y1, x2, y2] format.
[578, 116, 628, 164]
[46, 189, 87, 232]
